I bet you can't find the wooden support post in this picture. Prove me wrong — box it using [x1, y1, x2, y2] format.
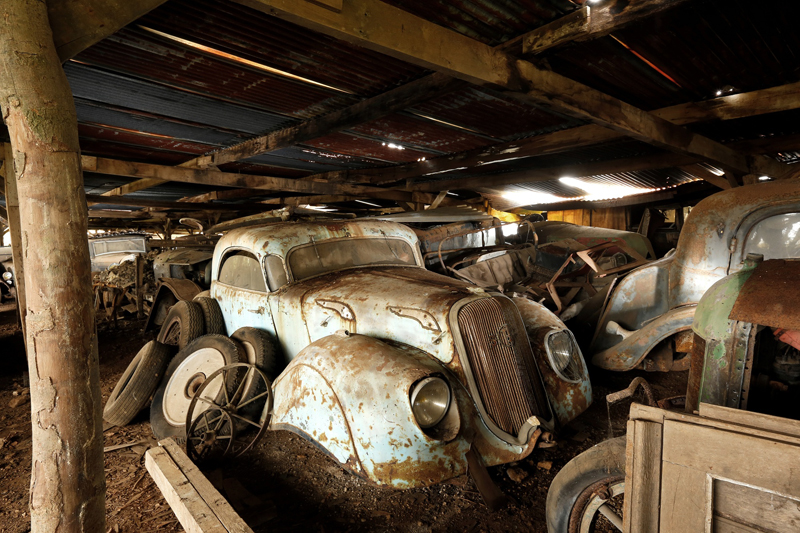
[1, 143, 27, 337]
[0, 1, 105, 531]
[135, 253, 144, 319]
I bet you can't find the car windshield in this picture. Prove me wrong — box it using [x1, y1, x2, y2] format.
[91, 238, 146, 256]
[288, 237, 418, 281]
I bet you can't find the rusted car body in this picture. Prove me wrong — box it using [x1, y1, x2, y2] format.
[687, 256, 800, 417]
[592, 181, 800, 372]
[208, 220, 591, 488]
[88, 233, 148, 272]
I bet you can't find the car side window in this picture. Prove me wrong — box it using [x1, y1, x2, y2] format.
[264, 254, 288, 291]
[744, 212, 800, 260]
[218, 251, 267, 292]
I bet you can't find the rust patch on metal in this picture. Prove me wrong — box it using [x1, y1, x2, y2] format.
[730, 259, 800, 330]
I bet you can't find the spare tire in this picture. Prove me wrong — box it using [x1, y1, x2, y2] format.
[150, 334, 244, 442]
[157, 300, 204, 350]
[194, 296, 226, 336]
[230, 327, 279, 378]
[103, 340, 174, 427]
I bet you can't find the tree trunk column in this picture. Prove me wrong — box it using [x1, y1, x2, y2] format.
[0, 1, 105, 531]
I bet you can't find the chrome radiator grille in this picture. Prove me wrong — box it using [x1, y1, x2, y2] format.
[457, 297, 549, 436]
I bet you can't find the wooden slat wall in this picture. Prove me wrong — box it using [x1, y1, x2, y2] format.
[546, 207, 627, 230]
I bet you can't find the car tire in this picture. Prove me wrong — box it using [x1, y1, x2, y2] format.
[230, 327, 279, 379]
[157, 300, 204, 350]
[194, 296, 226, 336]
[150, 334, 245, 442]
[103, 340, 174, 427]
[230, 327, 278, 420]
[546, 436, 627, 533]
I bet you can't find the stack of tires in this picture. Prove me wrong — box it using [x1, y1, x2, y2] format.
[102, 294, 277, 445]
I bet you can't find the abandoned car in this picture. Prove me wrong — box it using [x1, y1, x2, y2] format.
[89, 232, 149, 272]
[590, 180, 800, 373]
[545, 254, 800, 533]
[139, 219, 592, 489]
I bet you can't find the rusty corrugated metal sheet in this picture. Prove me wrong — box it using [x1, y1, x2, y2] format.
[545, 0, 800, 110]
[382, 0, 580, 45]
[138, 0, 430, 97]
[75, 28, 358, 119]
[411, 86, 583, 140]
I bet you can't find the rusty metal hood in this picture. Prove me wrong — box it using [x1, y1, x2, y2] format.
[275, 266, 485, 364]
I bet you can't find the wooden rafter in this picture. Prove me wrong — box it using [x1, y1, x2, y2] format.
[522, 0, 692, 55]
[85, 194, 270, 212]
[81, 156, 459, 207]
[236, 0, 788, 179]
[48, 0, 168, 61]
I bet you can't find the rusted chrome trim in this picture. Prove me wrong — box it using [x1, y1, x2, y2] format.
[543, 328, 585, 384]
[448, 294, 552, 446]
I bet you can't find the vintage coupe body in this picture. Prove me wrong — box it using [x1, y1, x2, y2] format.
[591, 180, 800, 372]
[205, 219, 591, 488]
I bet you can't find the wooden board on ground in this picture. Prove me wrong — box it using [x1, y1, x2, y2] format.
[145, 438, 253, 533]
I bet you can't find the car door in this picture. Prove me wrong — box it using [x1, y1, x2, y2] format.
[211, 248, 277, 336]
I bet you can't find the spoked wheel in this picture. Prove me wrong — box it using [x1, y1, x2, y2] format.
[186, 408, 236, 463]
[569, 477, 625, 532]
[185, 363, 273, 463]
[546, 436, 627, 533]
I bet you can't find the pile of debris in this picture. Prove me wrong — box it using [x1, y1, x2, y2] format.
[93, 252, 158, 324]
[93, 251, 157, 288]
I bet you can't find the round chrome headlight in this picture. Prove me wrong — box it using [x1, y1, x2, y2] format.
[410, 377, 451, 429]
[545, 329, 583, 382]
[2, 272, 11, 281]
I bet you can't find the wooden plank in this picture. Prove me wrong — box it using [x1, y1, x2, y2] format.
[159, 439, 253, 533]
[713, 477, 800, 533]
[698, 403, 800, 440]
[625, 420, 663, 533]
[658, 462, 708, 533]
[145, 446, 230, 533]
[85, 156, 454, 205]
[48, 0, 168, 61]
[181, 72, 463, 169]
[85, 193, 269, 212]
[237, 0, 788, 179]
[523, 0, 691, 55]
[662, 420, 800, 496]
[101, 178, 165, 197]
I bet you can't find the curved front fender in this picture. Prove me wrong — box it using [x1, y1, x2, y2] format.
[513, 298, 592, 427]
[270, 333, 472, 488]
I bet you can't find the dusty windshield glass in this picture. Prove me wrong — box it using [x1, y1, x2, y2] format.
[288, 237, 418, 280]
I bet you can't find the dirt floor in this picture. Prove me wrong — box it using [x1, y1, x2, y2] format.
[0, 307, 687, 533]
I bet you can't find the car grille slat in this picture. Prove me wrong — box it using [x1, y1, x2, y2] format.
[458, 297, 549, 436]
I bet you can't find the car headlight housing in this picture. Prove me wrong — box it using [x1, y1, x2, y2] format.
[2, 272, 11, 281]
[545, 329, 584, 383]
[410, 376, 451, 429]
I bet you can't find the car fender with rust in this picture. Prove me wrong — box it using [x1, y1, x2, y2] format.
[512, 297, 592, 427]
[270, 333, 478, 489]
[144, 278, 204, 331]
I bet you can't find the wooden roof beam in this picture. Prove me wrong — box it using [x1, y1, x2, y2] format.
[48, 0, 168, 61]
[521, 0, 692, 55]
[81, 156, 458, 206]
[237, 0, 788, 179]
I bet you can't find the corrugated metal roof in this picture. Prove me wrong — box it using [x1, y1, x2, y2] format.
[61, 0, 800, 212]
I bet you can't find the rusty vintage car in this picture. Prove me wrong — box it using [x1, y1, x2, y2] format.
[591, 180, 800, 373]
[149, 219, 592, 490]
[545, 254, 800, 533]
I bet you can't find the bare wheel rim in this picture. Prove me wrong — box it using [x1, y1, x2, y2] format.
[185, 363, 273, 461]
[575, 479, 625, 533]
[162, 347, 226, 427]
